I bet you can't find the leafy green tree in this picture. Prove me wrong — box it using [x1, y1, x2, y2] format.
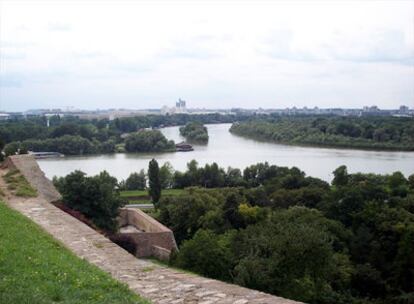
[148, 159, 161, 205]
[4, 141, 20, 156]
[158, 188, 238, 243]
[225, 167, 244, 187]
[388, 171, 407, 188]
[232, 207, 341, 303]
[159, 162, 174, 189]
[172, 229, 234, 281]
[125, 170, 146, 190]
[54, 170, 125, 232]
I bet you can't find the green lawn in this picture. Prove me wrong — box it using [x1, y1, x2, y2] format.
[0, 202, 149, 304]
[120, 188, 185, 198]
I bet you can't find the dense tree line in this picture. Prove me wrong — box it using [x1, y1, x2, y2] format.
[230, 116, 414, 151]
[0, 113, 248, 155]
[109, 113, 246, 133]
[154, 162, 414, 304]
[179, 121, 209, 143]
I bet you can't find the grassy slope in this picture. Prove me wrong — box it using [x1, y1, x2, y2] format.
[0, 202, 149, 304]
[3, 169, 37, 197]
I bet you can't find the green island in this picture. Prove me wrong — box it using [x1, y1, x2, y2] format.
[124, 129, 175, 153]
[179, 121, 209, 143]
[230, 116, 414, 151]
[0, 202, 148, 304]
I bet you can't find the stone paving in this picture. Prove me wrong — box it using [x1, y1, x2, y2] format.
[0, 157, 303, 304]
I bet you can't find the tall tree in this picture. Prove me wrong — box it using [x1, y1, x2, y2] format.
[148, 159, 161, 205]
[332, 165, 349, 187]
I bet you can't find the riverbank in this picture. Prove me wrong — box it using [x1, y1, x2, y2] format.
[229, 117, 414, 152]
[230, 129, 414, 152]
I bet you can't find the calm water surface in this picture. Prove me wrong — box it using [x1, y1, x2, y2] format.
[38, 123, 414, 182]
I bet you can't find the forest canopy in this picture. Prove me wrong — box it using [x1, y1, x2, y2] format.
[153, 161, 414, 304]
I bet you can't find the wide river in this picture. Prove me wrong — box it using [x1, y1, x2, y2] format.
[38, 123, 414, 182]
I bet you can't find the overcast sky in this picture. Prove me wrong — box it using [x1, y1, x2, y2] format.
[0, 0, 413, 111]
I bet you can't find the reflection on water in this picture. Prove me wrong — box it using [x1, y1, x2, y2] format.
[38, 123, 414, 182]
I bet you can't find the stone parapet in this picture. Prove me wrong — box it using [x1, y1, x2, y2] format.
[118, 208, 178, 260]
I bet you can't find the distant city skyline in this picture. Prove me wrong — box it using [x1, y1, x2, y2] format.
[1, 1, 413, 111]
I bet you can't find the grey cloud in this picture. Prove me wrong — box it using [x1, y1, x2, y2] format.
[160, 48, 218, 60]
[263, 30, 319, 62]
[72, 51, 109, 59]
[111, 62, 154, 74]
[158, 36, 223, 60]
[48, 22, 72, 31]
[1, 53, 26, 60]
[329, 30, 414, 65]
[0, 41, 35, 48]
[0, 74, 24, 88]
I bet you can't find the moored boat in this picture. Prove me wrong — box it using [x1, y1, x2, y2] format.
[175, 142, 193, 152]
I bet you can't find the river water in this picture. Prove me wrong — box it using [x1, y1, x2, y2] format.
[38, 123, 414, 182]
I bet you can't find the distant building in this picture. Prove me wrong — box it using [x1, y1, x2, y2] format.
[363, 105, 380, 112]
[175, 98, 187, 113]
[0, 113, 10, 121]
[176, 98, 186, 109]
[161, 99, 188, 115]
[399, 105, 409, 114]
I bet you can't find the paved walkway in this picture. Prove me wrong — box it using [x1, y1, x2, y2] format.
[0, 163, 301, 304]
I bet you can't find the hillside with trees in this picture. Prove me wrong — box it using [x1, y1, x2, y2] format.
[230, 116, 414, 151]
[52, 159, 414, 304]
[179, 122, 209, 143]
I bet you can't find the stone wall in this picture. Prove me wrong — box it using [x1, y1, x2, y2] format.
[118, 208, 178, 260]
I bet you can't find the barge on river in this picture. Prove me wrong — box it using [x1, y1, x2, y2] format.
[29, 151, 65, 159]
[175, 142, 193, 152]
